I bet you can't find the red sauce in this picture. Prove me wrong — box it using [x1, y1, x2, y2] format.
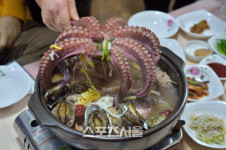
[207, 63, 226, 78]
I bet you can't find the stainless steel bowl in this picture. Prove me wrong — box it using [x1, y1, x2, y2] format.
[29, 47, 188, 150]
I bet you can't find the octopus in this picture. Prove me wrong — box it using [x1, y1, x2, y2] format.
[38, 16, 161, 107]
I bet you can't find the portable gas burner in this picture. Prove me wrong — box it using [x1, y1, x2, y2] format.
[14, 109, 184, 150]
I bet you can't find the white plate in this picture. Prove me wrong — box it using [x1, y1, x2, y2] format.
[128, 11, 179, 39]
[181, 100, 226, 149]
[208, 32, 226, 59]
[160, 39, 185, 61]
[177, 9, 226, 39]
[0, 62, 32, 108]
[199, 54, 226, 80]
[184, 65, 224, 102]
[183, 40, 212, 62]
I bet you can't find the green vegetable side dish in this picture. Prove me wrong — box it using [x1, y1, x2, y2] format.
[217, 39, 226, 55]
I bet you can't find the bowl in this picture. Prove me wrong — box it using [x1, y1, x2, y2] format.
[184, 65, 224, 102]
[160, 39, 186, 62]
[199, 54, 226, 80]
[177, 9, 226, 39]
[181, 100, 226, 149]
[28, 47, 188, 150]
[128, 11, 179, 39]
[183, 40, 212, 62]
[208, 32, 226, 59]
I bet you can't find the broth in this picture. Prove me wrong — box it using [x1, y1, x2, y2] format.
[45, 57, 178, 135]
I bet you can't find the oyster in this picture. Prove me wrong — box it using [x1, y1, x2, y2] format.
[51, 100, 75, 127]
[44, 83, 70, 108]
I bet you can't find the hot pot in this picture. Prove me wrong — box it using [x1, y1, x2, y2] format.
[28, 47, 188, 150]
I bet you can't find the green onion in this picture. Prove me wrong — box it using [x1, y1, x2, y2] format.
[217, 39, 226, 55]
[150, 90, 161, 96]
[101, 40, 113, 61]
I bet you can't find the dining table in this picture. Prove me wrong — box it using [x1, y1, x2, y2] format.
[0, 0, 225, 149]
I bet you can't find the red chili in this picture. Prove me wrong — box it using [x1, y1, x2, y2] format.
[160, 110, 172, 117]
[75, 104, 86, 118]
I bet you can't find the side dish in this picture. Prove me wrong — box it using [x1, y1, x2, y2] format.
[190, 114, 226, 145]
[217, 39, 226, 56]
[187, 77, 209, 100]
[194, 48, 211, 57]
[207, 63, 226, 78]
[190, 20, 210, 34]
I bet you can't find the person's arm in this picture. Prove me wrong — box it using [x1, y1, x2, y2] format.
[0, 16, 21, 50]
[0, 0, 25, 50]
[36, 0, 79, 32]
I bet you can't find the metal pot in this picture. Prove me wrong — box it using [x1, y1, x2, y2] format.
[28, 47, 188, 150]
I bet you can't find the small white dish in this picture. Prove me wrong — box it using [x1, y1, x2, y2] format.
[183, 40, 212, 62]
[208, 32, 226, 59]
[177, 9, 226, 39]
[184, 65, 224, 102]
[199, 54, 226, 80]
[0, 62, 33, 109]
[128, 11, 179, 39]
[225, 82, 226, 90]
[181, 100, 226, 149]
[160, 39, 185, 62]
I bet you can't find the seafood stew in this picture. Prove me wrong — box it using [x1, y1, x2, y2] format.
[43, 59, 177, 135]
[29, 46, 187, 149]
[38, 17, 179, 137]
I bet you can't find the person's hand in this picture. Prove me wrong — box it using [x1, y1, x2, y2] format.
[0, 16, 21, 51]
[36, 0, 79, 32]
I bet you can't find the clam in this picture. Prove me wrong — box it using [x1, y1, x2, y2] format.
[51, 99, 75, 127]
[84, 104, 111, 134]
[121, 103, 148, 130]
[44, 83, 70, 108]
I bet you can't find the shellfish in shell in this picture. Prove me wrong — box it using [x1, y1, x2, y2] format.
[44, 83, 70, 108]
[84, 104, 111, 134]
[51, 100, 75, 127]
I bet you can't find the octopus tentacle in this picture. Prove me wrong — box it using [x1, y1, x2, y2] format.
[56, 26, 104, 44]
[103, 17, 128, 36]
[112, 38, 156, 98]
[39, 38, 101, 89]
[72, 16, 101, 33]
[110, 45, 132, 106]
[57, 16, 104, 43]
[56, 27, 91, 43]
[110, 26, 161, 64]
[73, 16, 104, 43]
